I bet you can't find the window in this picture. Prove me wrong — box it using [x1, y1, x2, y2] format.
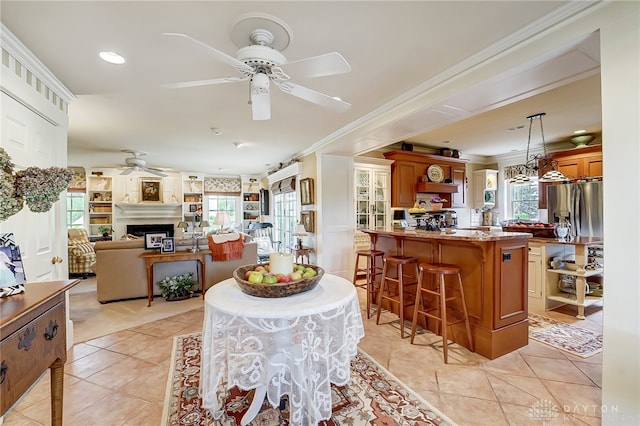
[66, 193, 85, 228]
[506, 178, 539, 221]
[207, 195, 240, 231]
[272, 191, 298, 251]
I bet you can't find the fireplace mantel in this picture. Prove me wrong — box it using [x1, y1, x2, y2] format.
[115, 203, 181, 219]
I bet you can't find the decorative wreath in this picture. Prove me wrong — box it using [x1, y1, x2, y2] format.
[0, 148, 72, 221]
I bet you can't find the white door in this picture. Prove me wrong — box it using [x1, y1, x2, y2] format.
[1, 93, 68, 282]
[317, 154, 354, 278]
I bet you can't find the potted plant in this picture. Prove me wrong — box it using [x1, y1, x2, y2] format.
[430, 196, 447, 211]
[98, 226, 112, 237]
[159, 272, 197, 301]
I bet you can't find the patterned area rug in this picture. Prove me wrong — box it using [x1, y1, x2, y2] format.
[162, 332, 456, 425]
[528, 313, 603, 358]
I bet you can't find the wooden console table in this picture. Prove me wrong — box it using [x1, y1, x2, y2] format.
[1, 279, 79, 426]
[140, 250, 211, 306]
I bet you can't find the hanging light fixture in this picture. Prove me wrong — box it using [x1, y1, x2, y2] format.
[509, 113, 567, 184]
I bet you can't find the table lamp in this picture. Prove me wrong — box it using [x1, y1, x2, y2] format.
[177, 221, 188, 237]
[293, 223, 308, 249]
[213, 212, 231, 234]
[199, 220, 210, 235]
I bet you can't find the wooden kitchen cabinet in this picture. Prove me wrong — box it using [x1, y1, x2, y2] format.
[394, 161, 424, 207]
[538, 145, 602, 209]
[451, 165, 466, 207]
[384, 150, 466, 208]
[556, 154, 602, 180]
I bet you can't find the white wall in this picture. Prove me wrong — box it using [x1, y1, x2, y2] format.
[598, 3, 640, 423]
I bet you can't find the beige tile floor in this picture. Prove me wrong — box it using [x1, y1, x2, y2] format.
[3, 277, 603, 425]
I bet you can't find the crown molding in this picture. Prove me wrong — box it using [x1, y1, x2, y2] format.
[1, 23, 75, 103]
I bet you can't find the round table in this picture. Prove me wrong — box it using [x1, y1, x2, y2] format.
[200, 274, 364, 426]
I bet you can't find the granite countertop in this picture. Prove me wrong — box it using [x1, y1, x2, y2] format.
[363, 228, 532, 242]
[528, 236, 604, 246]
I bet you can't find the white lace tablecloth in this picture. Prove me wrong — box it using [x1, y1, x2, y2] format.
[200, 274, 364, 425]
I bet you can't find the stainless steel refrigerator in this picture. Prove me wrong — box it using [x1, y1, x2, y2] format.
[547, 181, 603, 238]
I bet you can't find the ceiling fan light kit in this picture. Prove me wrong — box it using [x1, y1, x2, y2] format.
[162, 13, 351, 120]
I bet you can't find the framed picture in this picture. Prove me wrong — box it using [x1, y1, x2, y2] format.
[161, 237, 175, 254]
[144, 232, 167, 249]
[300, 210, 315, 233]
[189, 204, 198, 212]
[300, 178, 314, 205]
[140, 178, 163, 203]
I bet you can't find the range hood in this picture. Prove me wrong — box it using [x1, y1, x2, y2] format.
[416, 182, 459, 193]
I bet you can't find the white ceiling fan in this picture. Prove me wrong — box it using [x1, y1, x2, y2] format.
[161, 13, 352, 120]
[120, 150, 167, 177]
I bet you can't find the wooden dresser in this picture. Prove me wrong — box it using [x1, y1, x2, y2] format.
[1, 280, 79, 425]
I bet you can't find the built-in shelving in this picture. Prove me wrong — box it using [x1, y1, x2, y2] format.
[88, 176, 113, 241]
[242, 179, 260, 231]
[181, 177, 204, 238]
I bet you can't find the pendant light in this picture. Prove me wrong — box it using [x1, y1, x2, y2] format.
[509, 113, 567, 184]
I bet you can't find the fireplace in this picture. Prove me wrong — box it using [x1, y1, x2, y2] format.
[127, 224, 174, 238]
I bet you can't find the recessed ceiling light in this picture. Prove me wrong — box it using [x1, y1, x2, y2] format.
[99, 51, 125, 65]
[233, 142, 245, 148]
[211, 128, 223, 136]
[574, 129, 587, 134]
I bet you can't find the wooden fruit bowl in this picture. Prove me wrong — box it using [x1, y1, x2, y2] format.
[232, 264, 325, 298]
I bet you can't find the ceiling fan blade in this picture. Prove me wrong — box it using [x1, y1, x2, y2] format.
[163, 32, 254, 75]
[278, 52, 351, 79]
[277, 82, 351, 112]
[162, 76, 248, 89]
[120, 168, 134, 176]
[143, 167, 168, 177]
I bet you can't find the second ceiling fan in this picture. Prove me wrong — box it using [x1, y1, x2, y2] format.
[162, 13, 352, 120]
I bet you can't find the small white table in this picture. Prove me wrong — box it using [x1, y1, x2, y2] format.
[200, 274, 364, 426]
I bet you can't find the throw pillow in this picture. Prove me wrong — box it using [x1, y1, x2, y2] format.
[253, 237, 272, 254]
[72, 242, 95, 255]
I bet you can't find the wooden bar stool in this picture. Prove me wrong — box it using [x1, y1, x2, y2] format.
[375, 255, 418, 338]
[410, 262, 473, 363]
[352, 249, 385, 319]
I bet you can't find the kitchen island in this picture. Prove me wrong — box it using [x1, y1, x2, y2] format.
[363, 228, 531, 360]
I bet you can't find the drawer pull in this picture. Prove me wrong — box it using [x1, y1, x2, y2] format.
[44, 320, 59, 340]
[0, 360, 7, 386]
[18, 327, 36, 351]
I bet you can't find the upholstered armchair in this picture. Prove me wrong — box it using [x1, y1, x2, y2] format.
[67, 228, 97, 278]
[248, 223, 281, 262]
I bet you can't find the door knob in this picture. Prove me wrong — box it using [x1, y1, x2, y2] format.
[51, 256, 63, 264]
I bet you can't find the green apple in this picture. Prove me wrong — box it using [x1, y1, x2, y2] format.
[247, 271, 264, 284]
[289, 271, 302, 281]
[303, 267, 317, 277]
[263, 274, 278, 284]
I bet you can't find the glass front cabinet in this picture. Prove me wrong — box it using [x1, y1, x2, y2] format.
[354, 159, 392, 230]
